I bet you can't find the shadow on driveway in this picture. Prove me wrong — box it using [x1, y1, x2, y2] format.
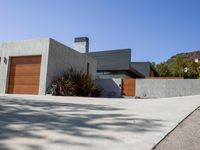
[0, 97, 164, 150]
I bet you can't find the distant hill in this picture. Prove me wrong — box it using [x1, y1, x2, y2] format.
[167, 50, 200, 63]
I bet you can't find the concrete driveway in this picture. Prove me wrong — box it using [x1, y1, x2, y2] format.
[0, 94, 200, 150]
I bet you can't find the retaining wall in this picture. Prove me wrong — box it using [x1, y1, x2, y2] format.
[136, 79, 200, 98]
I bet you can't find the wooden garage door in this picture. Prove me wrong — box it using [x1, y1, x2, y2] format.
[8, 55, 41, 94]
[122, 79, 136, 96]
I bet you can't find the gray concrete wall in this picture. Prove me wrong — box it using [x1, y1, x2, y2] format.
[46, 39, 97, 89]
[136, 79, 200, 98]
[0, 38, 50, 95]
[96, 78, 122, 98]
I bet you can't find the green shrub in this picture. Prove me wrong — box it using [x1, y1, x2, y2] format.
[47, 68, 101, 97]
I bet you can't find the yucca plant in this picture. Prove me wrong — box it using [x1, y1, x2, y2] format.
[47, 68, 101, 97]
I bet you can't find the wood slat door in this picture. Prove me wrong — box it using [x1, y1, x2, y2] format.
[8, 55, 41, 94]
[122, 79, 136, 96]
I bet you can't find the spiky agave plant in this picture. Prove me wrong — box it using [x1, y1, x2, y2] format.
[47, 67, 101, 97]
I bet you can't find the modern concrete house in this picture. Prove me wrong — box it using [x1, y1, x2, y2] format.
[0, 38, 96, 95]
[73, 37, 144, 79]
[87, 49, 144, 79]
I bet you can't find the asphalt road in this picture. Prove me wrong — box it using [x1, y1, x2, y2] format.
[0, 94, 200, 150]
[153, 107, 200, 150]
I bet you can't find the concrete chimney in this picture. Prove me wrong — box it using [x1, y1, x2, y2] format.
[74, 37, 89, 53]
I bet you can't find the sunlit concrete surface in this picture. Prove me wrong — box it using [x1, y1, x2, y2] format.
[0, 94, 200, 150]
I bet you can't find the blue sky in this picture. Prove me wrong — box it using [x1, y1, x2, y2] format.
[0, 0, 200, 63]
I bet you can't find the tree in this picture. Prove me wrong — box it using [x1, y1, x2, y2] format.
[184, 59, 200, 79]
[155, 56, 200, 79]
[155, 62, 171, 77]
[168, 57, 186, 77]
